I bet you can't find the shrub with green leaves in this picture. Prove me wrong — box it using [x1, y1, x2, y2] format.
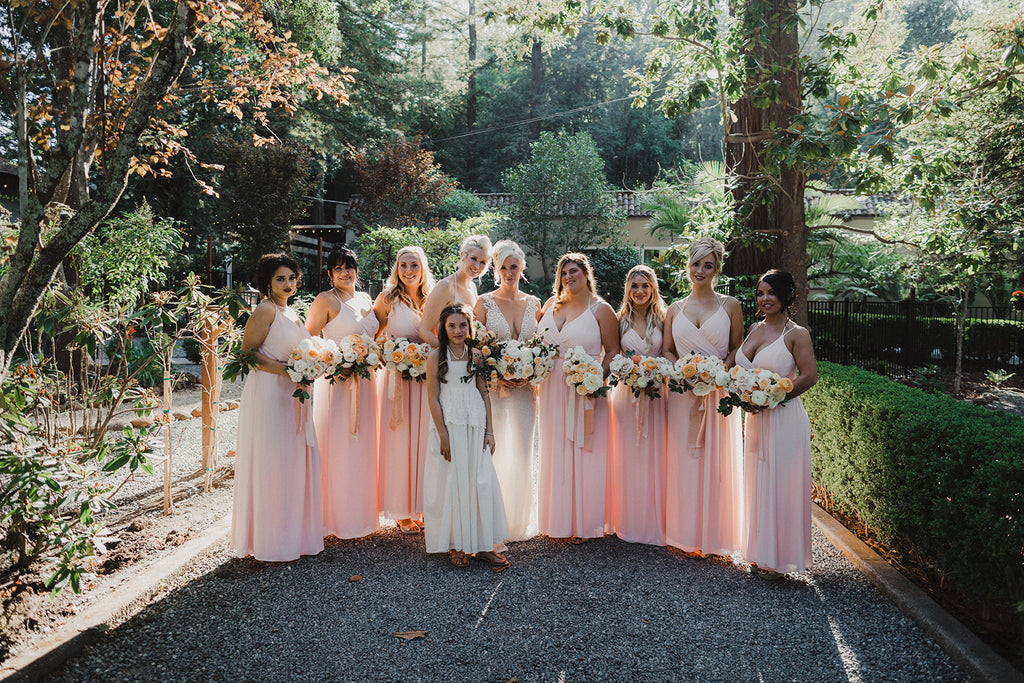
[804, 362, 1024, 626]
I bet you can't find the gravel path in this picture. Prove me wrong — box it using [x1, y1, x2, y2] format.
[46, 526, 966, 682]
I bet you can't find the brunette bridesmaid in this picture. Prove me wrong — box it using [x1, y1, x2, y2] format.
[473, 240, 541, 541]
[736, 270, 817, 577]
[662, 237, 744, 557]
[418, 234, 492, 346]
[608, 265, 668, 546]
[536, 253, 619, 539]
[233, 254, 323, 561]
[373, 247, 435, 534]
[307, 247, 379, 540]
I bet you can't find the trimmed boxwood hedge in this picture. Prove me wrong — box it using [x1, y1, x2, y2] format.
[803, 362, 1024, 611]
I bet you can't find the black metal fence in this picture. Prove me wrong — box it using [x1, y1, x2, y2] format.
[807, 299, 1024, 378]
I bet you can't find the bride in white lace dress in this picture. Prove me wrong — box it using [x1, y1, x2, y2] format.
[473, 240, 541, 541]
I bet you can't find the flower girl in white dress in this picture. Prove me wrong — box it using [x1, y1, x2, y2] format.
[423, 304, 510, 570]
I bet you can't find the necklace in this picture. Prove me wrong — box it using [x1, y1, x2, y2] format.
[449, 345, 468, 361]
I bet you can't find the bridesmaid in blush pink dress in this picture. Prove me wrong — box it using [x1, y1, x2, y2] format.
[537, 253, 620, 539]
[233, 253, 323, 561]
[736, 269, 817, 576]
[307, 247, 379, 540]
[419, 234, 492, 345]
[609, 265, 668, 546]
[373, 247, 435, 535]
[663, 237, 744, 557]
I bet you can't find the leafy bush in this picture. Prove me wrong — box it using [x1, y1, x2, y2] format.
[432, 188, 485, 222]
[585, 246, 642, 309]
[804, 362, 1024, 624]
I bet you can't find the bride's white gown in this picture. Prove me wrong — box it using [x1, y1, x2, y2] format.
[482, 294, 540, 541]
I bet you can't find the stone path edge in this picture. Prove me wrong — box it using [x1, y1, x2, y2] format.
[0, 515, 232, 683]
[812, 503, 1023, 683]
[2, 507, 1019, 682]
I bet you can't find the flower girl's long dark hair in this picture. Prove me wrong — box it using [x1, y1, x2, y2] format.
[437, 304, 474, 384]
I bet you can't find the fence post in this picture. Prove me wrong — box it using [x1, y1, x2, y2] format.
[842, 298, 850, 366]
[906, 287, 917, 372]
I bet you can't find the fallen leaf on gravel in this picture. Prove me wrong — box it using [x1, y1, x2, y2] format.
[392, 630, 427, 641]
[349, 575, 362, 582]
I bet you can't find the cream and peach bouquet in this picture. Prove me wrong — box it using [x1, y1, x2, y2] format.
[718, 365, 793, 415]
[382, 337, 431, 382]
[329, 333, 381, 382]
[562, 346, 609, 398]
[609, 353, 673, 400]
[465, 324, 558, 386]
[668, 352, 730, 398]
[287, 337, 340, 402]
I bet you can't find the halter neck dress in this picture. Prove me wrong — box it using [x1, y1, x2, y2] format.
[232, 304, 323, 561]
[536, 298, 610, 539]
[608, 325, 668, 546]
[313, 290, 380, 539]
[736, 321, 812, 574]
[423, 353, 510, 554]
[377, 300, 432, 521]
[666, 297, 743, 556]
[481, 294, 541, 541]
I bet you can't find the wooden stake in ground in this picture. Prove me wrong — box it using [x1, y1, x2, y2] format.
[200, 319, 225, 492]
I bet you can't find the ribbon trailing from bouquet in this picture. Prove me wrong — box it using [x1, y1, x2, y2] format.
[566, 391, 595, 452]
[632, 392, 649, 444]
[691, 392, 709, 459]
[349, 378, 360, 438]
[294, 397, 317, 448]
[387, 370, 405, 429]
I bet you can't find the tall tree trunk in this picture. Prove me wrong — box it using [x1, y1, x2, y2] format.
[530, 39, 543, 139]
[466, 0, 478, 186]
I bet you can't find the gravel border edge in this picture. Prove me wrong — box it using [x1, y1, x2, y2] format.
[0, 515, 232, 683]
[812, 503, 1023, 683]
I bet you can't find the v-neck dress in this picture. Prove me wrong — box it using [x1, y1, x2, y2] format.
[482, 294, 540, 541]
[736, 322, 812, 574]
[666, 300, 743, 556]
[377, 301, 432, 521]
[232, 305, 324, 561]
[536, 301, 610, 539]
[313, 291, 380, 539]
[608, 326, 667, 546]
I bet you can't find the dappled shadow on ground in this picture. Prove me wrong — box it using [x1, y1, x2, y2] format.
[46, 527, 966, 682]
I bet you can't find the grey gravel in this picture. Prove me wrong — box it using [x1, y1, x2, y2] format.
[46, 524, 967, 682]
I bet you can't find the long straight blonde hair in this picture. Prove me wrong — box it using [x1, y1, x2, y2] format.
[616, 265, 667, 345]
[384, 246, 435, 312]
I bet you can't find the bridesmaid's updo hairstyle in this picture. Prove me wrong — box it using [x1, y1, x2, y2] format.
[688, 236, 727, 281]
[436, 304, 474, 384]
[254, 253, 301, 297]
[459, 234, 493, 277]
[757, 269, 797, 318]
[491, 240, 527, 285]
[552, 252, 599, 310]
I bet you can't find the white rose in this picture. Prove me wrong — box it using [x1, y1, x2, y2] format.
[397, 363, 409, 372]
[751, 390, 768, 406]
[582, 373, 603, 393]
[715, 370, 731, 387]
[343, 350, 358, 363]
[637, 377, 649, 388]
[286, 369, 303, 382]
[366, 353, 379, 366]
[692, 382, 713, 397]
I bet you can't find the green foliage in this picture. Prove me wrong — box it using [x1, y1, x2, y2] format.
[104, 337, 165, 389]
[432, 188, 486, 222]
[804, 362, 1024, 643]
[586, 246, 642, 308]
[72, 201, 183, 309]
[986, 368, 1016, 387]
[502, 130, 626, 278]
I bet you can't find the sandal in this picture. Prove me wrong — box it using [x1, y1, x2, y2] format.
[398, 519, 420, 535]
[473, 551, 510, 573]
[449, 550, 470, 568]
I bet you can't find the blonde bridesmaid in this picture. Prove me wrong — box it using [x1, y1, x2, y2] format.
[307, 247, 379, 540]
[418, 234, 492, 346]
[233, 254, 323, 561]
[473, 240, 541, 541]
[373, 247, 435, 534]
[736, 270, 817, 577]
[608, 265, 668, 546]
[536, 253, 619, 539]
[662, 237, 744, 557]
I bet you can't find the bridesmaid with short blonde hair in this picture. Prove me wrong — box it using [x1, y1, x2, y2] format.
[662, 236, 744, 557]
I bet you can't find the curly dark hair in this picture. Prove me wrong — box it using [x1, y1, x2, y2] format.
[254, 253, 301, 297]
[756, 269, 796, 317]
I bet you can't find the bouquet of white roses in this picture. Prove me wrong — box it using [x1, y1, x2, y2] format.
[382, 337, 431, 382]
[287, 337, 340, 402]
[609, 353, 673, 400]
[718, 365, 792, 415]
[466, 325, 558, 387]
[562, 345, 609, 398]
[330, 333, 382, 382]
[668, 352, 730, 398]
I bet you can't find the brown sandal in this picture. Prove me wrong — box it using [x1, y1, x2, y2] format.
[449, 550, 470, 568]
[473, 551, 510, 573]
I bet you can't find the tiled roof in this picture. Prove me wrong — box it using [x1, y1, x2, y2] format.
[827, 190, 907, 217]
[0, 159, 17, 176]
[476, 192, 654, 218]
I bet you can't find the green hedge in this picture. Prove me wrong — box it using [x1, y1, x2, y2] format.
[804, 362, 1024, 611]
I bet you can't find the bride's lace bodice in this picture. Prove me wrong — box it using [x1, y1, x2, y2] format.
[482, 295, 539, 342]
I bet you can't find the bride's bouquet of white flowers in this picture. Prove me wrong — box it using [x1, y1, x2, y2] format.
[466, 326, 558, 386]
[562, 346, 609, 398]
[609, 353, 673, 400]
[718, 366, 792, 415]
[330, 333, 382, 382]
[668, 352, 730, 398]
[382, 337, 431, 382]
[287, 337, 340, 402]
